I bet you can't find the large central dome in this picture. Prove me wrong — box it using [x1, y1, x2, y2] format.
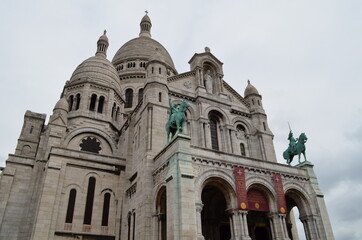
[111, 14, 177, 74]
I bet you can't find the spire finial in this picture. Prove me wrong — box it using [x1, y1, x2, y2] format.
[248, 79, 250, 84]
[139, 12, 152, 38]
[96, 30, 109, 57]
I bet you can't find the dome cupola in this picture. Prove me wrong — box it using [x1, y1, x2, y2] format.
[112, 13, 177, 77]
[139, 12, 152, 38]
[53, 96, 69, 112]
[69, 31, 120, 90]
[96, 30, 109, 57]
[244, 80, 260, 97]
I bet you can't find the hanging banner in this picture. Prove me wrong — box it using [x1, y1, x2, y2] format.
[273, 173, 287, 214]
[247, 189, 269, 212]
[234, 167, 248, 210]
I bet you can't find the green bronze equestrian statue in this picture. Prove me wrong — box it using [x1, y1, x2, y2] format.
[283, 130, 308, 165]
[165, 99, 189, 143]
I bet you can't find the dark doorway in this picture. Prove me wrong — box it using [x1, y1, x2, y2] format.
[247, 211, 271, 240]
[255, 226, 270, 240]
[201, 185, 231, 240]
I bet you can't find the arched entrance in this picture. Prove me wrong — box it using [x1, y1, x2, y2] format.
[285, 189, 313, 240]
[155, 186, 167, 240]
[201, 182, 232, 240]
[247, 188, 272, 240]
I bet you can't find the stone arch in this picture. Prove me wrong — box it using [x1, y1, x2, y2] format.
[154, 185, 167, 240]
[83, 172, 102, 194]
[201, 59, 223, 75]
[100, 188, 116, 198]
[204, 106, 230, 125]
[21, 145, 31, 155]
[284, 184, 316, 239]
[196, 169, 236, 208]
[232, 117, 252, 133]
[246, 175, 278, 212]
[284, 184, 313, 217]
[198, 171, 235, 240]
[63, 127, 117, 154]
[63, 183, 82, 194]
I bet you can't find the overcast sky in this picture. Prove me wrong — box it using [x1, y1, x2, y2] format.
[0, 1, 361, 239]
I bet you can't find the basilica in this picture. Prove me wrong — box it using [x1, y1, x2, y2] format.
[0, 14, 334, 240]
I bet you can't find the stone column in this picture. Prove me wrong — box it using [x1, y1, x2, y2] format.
[199, 122, 205, 148]
[204, 121, 212, 149]
[268, 213, 290, 240]
[195, 203, 205, 240]
[238, 210, 252, 240]
[223, 125, 233, 153]
[230, 128, 238, 155]
[300, 215, 320, 240]
[228, 212, 236, 239]
[94, 98, 99, 113]
[200, 69, 204, 86]
[279, 214, 291, 239]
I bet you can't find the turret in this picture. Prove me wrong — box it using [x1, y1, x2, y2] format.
[244, 80, 264, 113]
[139, 12, 152, 38]
[96, 30, 109, 57]
[244, 80, 277, 162]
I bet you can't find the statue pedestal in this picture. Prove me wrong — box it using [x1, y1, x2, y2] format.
[295, 160, 313, 168]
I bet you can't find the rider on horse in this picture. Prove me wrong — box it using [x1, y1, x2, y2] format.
[288, 130, 297, 152]
[169, 99, 179, 121]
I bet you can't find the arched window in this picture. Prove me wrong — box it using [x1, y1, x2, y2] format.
[116, 106, 120, 121]
[101, 193, 111, 226]
[65, 189, 77, 223]
[240, 143, 246, 156]
[208, 110, 224, 151]
[89, 94, 97, 111]
[84, 177, 96, 224]
[98, 96, 105, 113]
[156, 187, 167, 240]
[75, 94, 81, 110]
[68, 95, 74, 111]
[152, 67, 154, 74]
[125, 89, 133, 108]
[158, 92, 162, 102]
[263, 122, 267, 131]
[132, 212, 136, 240]
[237, 124, 246, 138]
[159, 67, 161, 74]
[209, 118, 219, 150]
[30, 126, 34, 134]
[111, 103, 116, 118]
[127, 212, 132, 240]
[138, 88, 143, 103]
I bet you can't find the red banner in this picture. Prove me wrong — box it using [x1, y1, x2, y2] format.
[273, 174, 287, 214]
[247, 189, 269, 212]
[234, 167, 248, 210]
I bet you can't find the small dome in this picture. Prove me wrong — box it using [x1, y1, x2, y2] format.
[54, 97, 69, 112]
[70, 55, 120, 90]
[244, 80, 260, 97]
[98, 30, 108, 42]
[141, 14, 151, 24]
[112, 37, 176, 72]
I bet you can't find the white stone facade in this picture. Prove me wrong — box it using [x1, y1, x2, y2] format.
[0, 14, 334, 240]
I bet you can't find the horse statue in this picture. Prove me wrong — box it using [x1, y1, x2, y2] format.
[165, 99, 189, 143]
[283, 131, 308, 165]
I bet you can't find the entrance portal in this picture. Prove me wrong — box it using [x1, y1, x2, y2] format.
[247, 188, 271, 240]
[201, 185, 231, 240]
[247, 211, 271, 240]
